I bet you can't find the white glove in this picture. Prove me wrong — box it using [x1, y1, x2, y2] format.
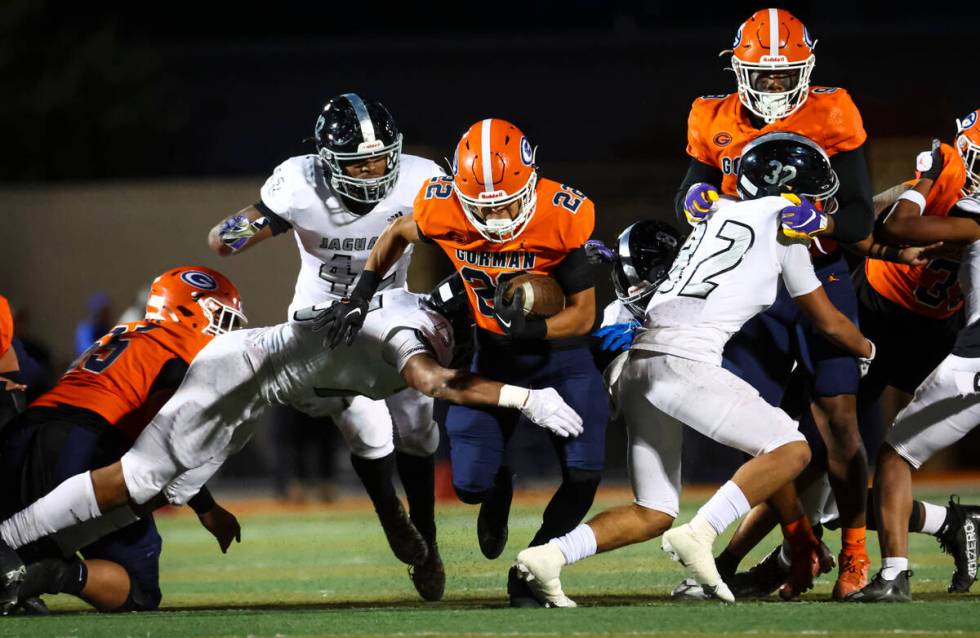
[520, 388, 584, 438]
[858, 339, 876, 378]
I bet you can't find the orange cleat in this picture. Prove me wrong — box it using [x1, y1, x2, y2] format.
[833, 550, 871, 601]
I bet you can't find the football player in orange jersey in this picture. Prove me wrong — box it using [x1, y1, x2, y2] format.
[850, 112, 980, 594]
[0, 267, 246, 614]
[0, 294, 27, 428]
[675, 8, 875, 600]
[318, 118, 607, 606]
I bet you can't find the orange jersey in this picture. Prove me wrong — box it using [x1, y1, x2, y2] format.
[687, 87, 866, 257]
[414, 176, 594, 334]
[0, 294, 12, 359]
[32, 321, 210, 440]
[864, 145, 967, 319]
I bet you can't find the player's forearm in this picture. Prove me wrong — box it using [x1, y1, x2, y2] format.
[882, 214, 980, 246]
[208, 206, 273, 256]
[815, 311, 871, 359]
[363, 216, 417, 282]
[406, 362, 507, 407]
[544, 288, 596, 339]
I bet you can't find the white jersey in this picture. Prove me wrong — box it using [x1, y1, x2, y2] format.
[601, 299, 635, 327]
[634, 197, 821, 365]
[959, 240, 980, 326]
[251, 288, 453, 413]
[259, 153, 444, 320]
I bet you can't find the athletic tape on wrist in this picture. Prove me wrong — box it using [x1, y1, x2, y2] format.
[898, 189, 927, 213]
[498, 384, 530, 409]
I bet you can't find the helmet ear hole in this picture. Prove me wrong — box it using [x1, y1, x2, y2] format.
[175, 305, 195, 317]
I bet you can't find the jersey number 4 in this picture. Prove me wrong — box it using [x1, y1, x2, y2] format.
[658, 221, 755, 299]
[72, 324, 158, 374]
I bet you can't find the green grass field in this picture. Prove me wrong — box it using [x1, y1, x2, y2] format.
[3, 487, 979, 637]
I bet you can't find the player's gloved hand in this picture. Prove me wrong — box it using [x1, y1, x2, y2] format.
[857, 339, 876, 378]
[592, 321, 639, 353]
[198, 504, 242, 554]
[521, 388, 584, 438]
[584, 239, 616, 264]
[313, 271, 381, 348]
[493, 284, 547, 340]
[779, 194, 829, 240]
[218, 214, 267, 252]
[915, 138, 944, 181]
[683, 182, 720, 226]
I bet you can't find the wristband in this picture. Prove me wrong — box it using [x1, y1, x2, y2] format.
[352, 270, 382, 300]
[520, 318, 548, 341]
[497, 384, 530, 409]
[898, 190, 927, 214]
[188, 488, 216, 515]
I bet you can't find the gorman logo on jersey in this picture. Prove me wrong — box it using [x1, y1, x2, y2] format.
[180, 271, 218, 291]
[455, 249, 536, 270]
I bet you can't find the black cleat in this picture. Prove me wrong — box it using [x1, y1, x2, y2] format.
[477, 469, 513, 560]
[409, 541, 445, 602]
[508, 565, 544, 608]
[845, 569, 912, 603]
[936, 496, 979, 593]
[728, 545, 787, 598]
[0, 539, 25, 615]
[11, 596, 49, 616]
[377, 501, 429, 566]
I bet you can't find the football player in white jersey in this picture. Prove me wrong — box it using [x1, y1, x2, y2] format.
[206, 94, 448, 596]
[513, 133, 875, 606]
[0, 284, 584, 608]
[849, 193, 980, 602]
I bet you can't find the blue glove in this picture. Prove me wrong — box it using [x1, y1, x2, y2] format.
[779, 194, 828, 240]
[592, 321, 639, 353]
[683, 182, 719, 226]
[584, 239, 616, 264]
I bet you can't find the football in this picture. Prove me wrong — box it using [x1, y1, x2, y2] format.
[503, 273, 566, 318]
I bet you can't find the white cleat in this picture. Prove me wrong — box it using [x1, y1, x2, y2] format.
[514, 542, 577, 608]
[662, 524, 734, 603]
[671, 577, 711, 600]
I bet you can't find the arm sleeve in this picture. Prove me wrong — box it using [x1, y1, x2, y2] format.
[828, 146, 874, 244]
[382, 327, 436, 373]
[553, 247, 595, 295]
[254, 201, 293, 236]
[674, 159, 723, 225]
[780, 243, 822, 298]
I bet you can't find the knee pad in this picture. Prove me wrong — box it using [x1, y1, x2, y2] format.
[453, 486, 490, 505]
[393, 420, 439, 457]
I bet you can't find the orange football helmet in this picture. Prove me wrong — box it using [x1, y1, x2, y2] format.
[956, 109, 980, 196]
[145, 266, 246, 336]
[730, 8, 816, 123]
[452, 118, 538, 243]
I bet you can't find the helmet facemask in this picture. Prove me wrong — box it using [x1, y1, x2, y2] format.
[455, 171, 538, 243]
[198, 296, 248, 336]
[320, 134, 403, 204]
[957, 133, 980, 197]
[613, 221, 681, 321]
[732, 55, 815, 124]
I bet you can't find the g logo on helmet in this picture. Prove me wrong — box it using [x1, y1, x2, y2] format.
[452, 146, 459, 176]
[520, 137, 533, 166]
[732, 24, 743, 48]
[180, 271, 218, 291]
[959, 111, 978, 133]
[803, 27, 814, 49]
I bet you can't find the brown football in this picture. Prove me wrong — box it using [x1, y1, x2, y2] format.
[503, 273, 566, 318]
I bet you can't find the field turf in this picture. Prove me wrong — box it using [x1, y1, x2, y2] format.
[4, 486, 979, 637]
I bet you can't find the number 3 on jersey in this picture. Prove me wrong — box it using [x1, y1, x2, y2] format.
[73, 324, 158, 374]
[658, 221, 755, 299]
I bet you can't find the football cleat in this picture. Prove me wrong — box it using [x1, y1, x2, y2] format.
[728, 545, 787, 598]
[409, 540, 445, 602]
[514, 542, 577, 608]
[833, 549, 871, 601]
[779, 539, 835, 600]
[10, 596, 49, 616]
[0, 539, 25, 614]
[662, 524, 734, 603]
[670, 577, 712, 601]
[477, 469, 513, 560]
[936, 496, 980, 593]
[508, 565, 544, 608]
[845, 570, 912, 603]
[377, 500, 429, 566]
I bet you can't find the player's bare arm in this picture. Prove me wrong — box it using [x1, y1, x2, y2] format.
[542, 288, 596, 339]
[207, 205, 274, 256]
[363, 214, 420, 276]
[793, 286, 872, 359]
[398, 353, 583, 438]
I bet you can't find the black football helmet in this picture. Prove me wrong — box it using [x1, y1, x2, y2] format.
[613, 220, 683, 320]
[314, 93, 402, 204]
[736, 132, 839, 213]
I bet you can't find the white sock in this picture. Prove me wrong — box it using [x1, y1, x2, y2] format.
[0, 472, 102, 549]
[696, 481, 751, 535]
[688, 514, 719, 544]
[920, 501, 948, 536]
[554, 524, 597, 565]
[881, 556, 909, 580]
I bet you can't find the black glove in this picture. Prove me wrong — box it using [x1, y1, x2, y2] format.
[313, 271, 380, 348]
[493, 284, 547, 340]
[917, 138, 944, 181]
